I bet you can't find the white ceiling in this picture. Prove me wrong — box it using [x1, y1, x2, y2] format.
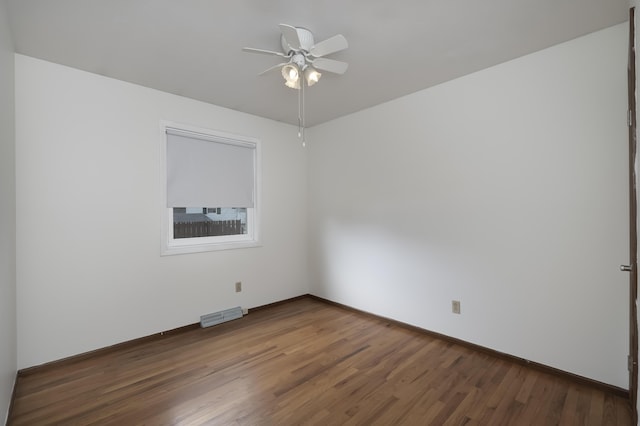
[6, 0, 630, 127]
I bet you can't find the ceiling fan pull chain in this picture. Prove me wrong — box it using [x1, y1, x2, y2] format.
[298, 75, 302, 139]
[297, 72, 306, 147]
[301, 78, 306, 147]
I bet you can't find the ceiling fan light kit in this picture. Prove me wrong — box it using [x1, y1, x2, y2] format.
[243, 23, 348, 145]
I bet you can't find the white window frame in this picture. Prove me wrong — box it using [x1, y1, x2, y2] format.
[160, 121, 261, 255]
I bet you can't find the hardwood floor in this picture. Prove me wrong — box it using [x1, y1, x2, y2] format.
[8, 297, 632, 425]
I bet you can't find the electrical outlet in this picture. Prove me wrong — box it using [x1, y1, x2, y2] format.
[452, 300, 461, 314]
[235, 281, 242, 292]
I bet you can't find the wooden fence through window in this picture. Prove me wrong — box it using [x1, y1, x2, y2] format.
[174, 220, 243, 238]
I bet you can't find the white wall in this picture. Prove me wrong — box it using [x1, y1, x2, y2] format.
[308, 24, 629, 388]
[15, 55, 308, 369]
[0, 0, 16, 421]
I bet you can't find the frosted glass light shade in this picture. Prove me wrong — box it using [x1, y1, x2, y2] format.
[305, 67, 321, 86]
[282, 64, 300, 89]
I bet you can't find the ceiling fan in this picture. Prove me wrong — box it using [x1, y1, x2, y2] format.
[243, 24, 348, 145]
[243, 24, 349, 89]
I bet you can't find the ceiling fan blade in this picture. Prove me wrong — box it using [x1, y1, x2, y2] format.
[312, 57, 348, 74]
[279, 24, 302, 51]
[258, 62, 288, 76]
[310, 34, 348, 58]
[242, 47, 287, 57]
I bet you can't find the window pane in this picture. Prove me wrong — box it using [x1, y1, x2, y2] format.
[173, 207, 247, 239]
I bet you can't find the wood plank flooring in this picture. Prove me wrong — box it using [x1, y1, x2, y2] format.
[8, 297, 632, 425]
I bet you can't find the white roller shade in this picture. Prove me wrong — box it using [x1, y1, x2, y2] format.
[166, 128, 255, 208]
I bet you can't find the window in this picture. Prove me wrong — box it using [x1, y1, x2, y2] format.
[160, 123, 261, 255]
[172, 207, 247, 239]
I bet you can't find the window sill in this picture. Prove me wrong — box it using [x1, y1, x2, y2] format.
[161, 240, 262, 256]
